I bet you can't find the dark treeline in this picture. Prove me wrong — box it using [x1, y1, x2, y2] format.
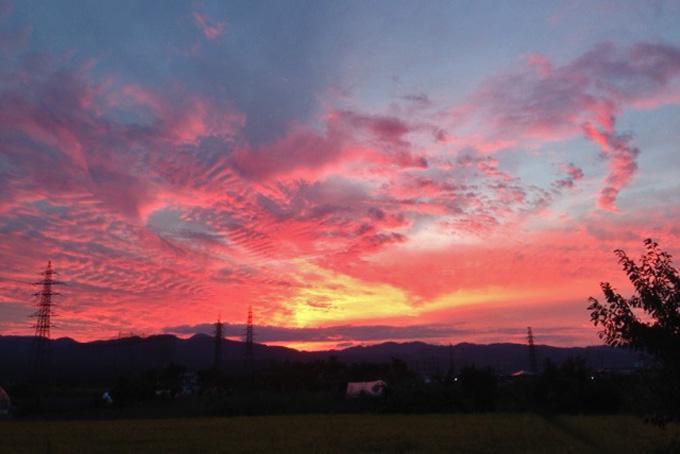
[4, 354, 663, 420]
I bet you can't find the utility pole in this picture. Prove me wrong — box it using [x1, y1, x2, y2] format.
[213, 315, 223, 372]
[527, 326, 537, 374]
[244, 306, 254, 372]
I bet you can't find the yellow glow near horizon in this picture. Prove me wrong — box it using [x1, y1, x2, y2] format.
[422, 286, 545, 311]
[277, 262, 590, 330]
[280, 262, 413, 327]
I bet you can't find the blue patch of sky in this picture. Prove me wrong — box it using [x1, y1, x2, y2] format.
[617, 105, 680, 192]
[8, 0, 680, 147]
[146, 206, 224, 243]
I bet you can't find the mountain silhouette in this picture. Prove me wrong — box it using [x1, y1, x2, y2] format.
[0, 335, 641, 384]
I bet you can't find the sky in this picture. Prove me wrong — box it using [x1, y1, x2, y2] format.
[1, 0, 680, 350]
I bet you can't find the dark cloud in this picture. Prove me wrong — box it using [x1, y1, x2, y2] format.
[400, 93, 432, 107]
[336, 110, 412, 145]
[162, 321, 598, 347]
[164, 322, 467, 343]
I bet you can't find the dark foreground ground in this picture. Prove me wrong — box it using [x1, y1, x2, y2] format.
[1, 414, 679, 453]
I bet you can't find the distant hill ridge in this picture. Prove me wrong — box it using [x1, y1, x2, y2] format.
[0, 334, 641, 384]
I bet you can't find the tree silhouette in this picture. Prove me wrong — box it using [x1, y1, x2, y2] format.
[588, 239, 680, 360]
[588, 238, 680, 420]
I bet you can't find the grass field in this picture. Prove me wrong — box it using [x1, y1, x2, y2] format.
[1, 414, 679, 453]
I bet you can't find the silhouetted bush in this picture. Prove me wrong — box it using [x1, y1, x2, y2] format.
[459, 366, 497, 411]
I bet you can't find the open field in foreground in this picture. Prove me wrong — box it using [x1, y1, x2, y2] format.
[1, 414, 679, 453]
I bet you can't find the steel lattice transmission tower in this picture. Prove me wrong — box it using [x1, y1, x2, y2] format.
[213, 315, 223, 371]
[31, 261, 63, 376]
[527, 326, 537, 374]
[244, 306, 254, 368]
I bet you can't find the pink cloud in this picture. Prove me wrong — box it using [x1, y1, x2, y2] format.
[228, 110, 429, 182]
[553, 162, 584, 190]
[3, 34, 680, 347]
[229, 123, 347, 180]
[192, 11, 225, 40]
[582, 123, 638, 209]
[0, 55, 246, 222]
[453, 42, 680, 209]
[113, 83, 244, 144]
[332, 209, 680, 306]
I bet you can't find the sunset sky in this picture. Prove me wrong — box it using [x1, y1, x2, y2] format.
[1, 0, 680, 350]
